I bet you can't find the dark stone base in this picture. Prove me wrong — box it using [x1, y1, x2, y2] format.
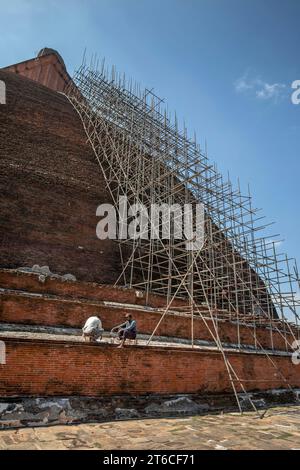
[1, 389, 299, 429]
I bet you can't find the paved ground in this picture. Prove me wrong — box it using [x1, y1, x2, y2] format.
[1, 405, 300, 450]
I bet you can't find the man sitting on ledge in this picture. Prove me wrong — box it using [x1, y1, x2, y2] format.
[112, 313, 137, 348]
[82, 316, 104, 342]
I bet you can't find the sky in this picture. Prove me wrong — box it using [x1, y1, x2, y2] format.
[0, 0, 299, 269]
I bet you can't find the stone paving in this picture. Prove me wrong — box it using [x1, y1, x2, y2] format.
[0, 405, 300, 450]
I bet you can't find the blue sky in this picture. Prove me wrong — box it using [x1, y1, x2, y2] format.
[0, 0, 299, 267]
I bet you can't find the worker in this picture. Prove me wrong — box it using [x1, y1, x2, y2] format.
[82, 315, 104, 342]
[112, 313, 137, 348]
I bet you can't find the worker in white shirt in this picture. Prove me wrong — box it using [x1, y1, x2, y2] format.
[82, 316, 104, 342]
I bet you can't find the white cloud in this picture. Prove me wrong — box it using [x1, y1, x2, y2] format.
[234, 73, 286, 103]
[234, 77, 253, 93]
[256, 82, 286, 100]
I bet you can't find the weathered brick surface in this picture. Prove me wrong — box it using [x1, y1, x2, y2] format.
[0, 269, 295, 351]
[0, 269, 186, 308]
[0, 289, 294, 351]
[0, 70, 122, 284]
[0, 338, 298, 397]
[2, 50, 71, 93]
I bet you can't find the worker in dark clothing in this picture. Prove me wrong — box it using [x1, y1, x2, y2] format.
[112, 313, 137, 348]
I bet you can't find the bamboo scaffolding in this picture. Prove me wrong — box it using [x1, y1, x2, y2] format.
[65, 60, 300, 414]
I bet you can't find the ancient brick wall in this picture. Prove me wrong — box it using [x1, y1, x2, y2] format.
[0, 289, 293, 351]
[2, 51, 71, 93]
[0, 269, 186, 308]
[0, 337, 298, 397]
[0, 270, 294, 351]
[0, 70, 123, 284]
